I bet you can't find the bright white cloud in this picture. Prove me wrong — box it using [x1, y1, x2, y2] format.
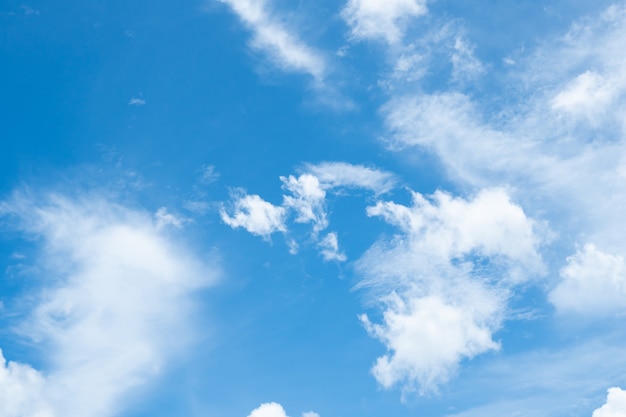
[550, 244, 626, 315]
[0, 192, 218, 417]
[357, 188, 545, 393]
[246, 402, 320, 417]
[317, 232, 346, 262]
[593, 388, 626, 417]
[217, 0, 326, 80]
[221, 191, 287, 238]
[247, 402, 289, 417]
[0, 351, 51, 417]
[224, 162, 396, 258]
[281, 174, 328, 233]
[341, 0, 428, 43]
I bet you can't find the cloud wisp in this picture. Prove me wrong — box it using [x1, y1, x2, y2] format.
[217, 0, 326, 81]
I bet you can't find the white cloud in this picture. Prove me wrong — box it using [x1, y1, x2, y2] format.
[450, 37, 485, 83]
[281, 174, 328, 233]
[317, 232, 346, 262]
[0, 191, 218, 417]
[247, 402, 289, 417]
[357, 188, 545, 393]
[303, 162, 397, 194]
[221, 191, 287, 238]
[593, 388, 626, 417]
[550, 244, 626, 316]
[224, 162, 396, 257]
[155, 207, 188, 229]
[128, 98, 146, 106]
[341, 0, 428, 43]
[246, 403, 320, 417]
[0, 351, 51, 417]
[217, 0, 326, 80]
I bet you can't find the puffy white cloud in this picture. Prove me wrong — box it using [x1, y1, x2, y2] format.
[550, 244, 626, 315]
[317, 232, 346, 262]
[221, 191, 287, 238]
[247, 402, 289, 417]
[0, 350, 52, 417]
[224, 162, 395, 258]
[357, 188, 545, 393]
[281, 174, 328, 233]
[341, 0, 428, 43]
[246, 403, 320, 417]
[0, 191, 218, 417]
[217, 0, 325, 80]
[361, 291, 500, 392]
[593, 388, 626, 417]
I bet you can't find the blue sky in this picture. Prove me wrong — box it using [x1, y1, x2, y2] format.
[2, 1, 626, 416]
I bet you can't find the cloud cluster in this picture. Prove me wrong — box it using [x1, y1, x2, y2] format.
[357, 188, 545, 393]
[0, 191, 218, 417]
[221, 162, 395, 260]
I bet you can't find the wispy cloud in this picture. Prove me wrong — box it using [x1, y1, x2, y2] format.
[217, 0, 326, 80]
[0, 191, 218, 417]
[341, 0, 428, 43]
[128, 97, 146, 106]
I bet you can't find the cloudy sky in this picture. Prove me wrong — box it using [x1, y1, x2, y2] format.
[2, 1, 626, 416]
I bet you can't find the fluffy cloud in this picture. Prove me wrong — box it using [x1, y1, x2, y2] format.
[357, 188, 545, 393]
[246, 403, 320, 417]
[217, 0, 325, 80]
[341, 0, 428, 43]
[0, 351, 51, 417]
[223, 162, 395, 259]
[550, 244, 626, 315]
[0, 191, 218, 417]
[247, 403, 288, 417]
[593, 388, 626, 417]
[317, 232, 346, 262]
[221, 191, 287, 238]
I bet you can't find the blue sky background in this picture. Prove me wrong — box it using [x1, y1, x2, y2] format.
[2, 1, 626, 417]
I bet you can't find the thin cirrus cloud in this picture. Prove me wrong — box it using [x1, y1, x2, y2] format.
[356, 188, 546, 393]
[216, 0, 326, 80]
[0, 191, 218, 417]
